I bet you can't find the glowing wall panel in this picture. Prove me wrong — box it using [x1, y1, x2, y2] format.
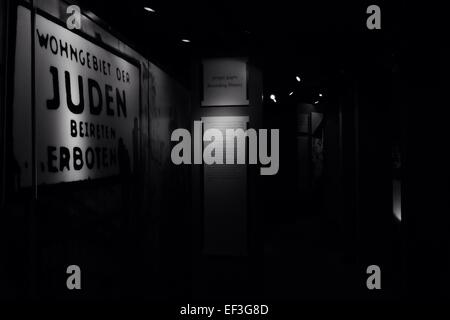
[13, 6, 140, 186]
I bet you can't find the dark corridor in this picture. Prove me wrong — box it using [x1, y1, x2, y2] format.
[0, 0, 447, 312]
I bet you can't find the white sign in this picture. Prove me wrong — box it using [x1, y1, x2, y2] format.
[201, 58, 248, 106]
[30, 13, 140, 184]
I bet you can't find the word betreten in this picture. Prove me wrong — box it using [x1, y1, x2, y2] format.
[171, 121, 279, 175]
[70, 119, 116, 140]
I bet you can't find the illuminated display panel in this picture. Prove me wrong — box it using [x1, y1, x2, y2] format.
[13, 6, 140, 186]
[201, 58, 249, 107]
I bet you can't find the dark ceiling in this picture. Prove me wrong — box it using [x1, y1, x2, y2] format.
[76, 0, 405, 96]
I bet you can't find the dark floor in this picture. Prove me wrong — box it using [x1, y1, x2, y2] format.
[189, 214, 360, 301]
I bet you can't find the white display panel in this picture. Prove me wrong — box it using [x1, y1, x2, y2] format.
[201, 58, 249, 107]
[13, 6, 140, 186]
[202, 116, 249, 256]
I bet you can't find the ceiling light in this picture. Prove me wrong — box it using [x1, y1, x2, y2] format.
[144, 7, 155, 13]
[296, 76, 301, 82]
[319, 93, 323, 97]
[270, 94, 277, 102]
[289, 91, 294, 96]
[181, 39, 191, 43]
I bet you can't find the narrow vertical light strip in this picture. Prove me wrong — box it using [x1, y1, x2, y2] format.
[0, 0, 9, 207]
[30, 0, 37, 198]
[353, 79, 360, 264]
[29, 0, 38, 299]
[393, 179, 402, 221]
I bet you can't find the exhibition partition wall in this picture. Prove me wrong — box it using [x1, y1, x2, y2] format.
[1, 0, 191, 299]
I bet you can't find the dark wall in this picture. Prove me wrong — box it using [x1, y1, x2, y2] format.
[351, 42, 402, 299]
[0, 0, 6, 205]
[0, 0, 7, 298]
[147, 62, 192, 299]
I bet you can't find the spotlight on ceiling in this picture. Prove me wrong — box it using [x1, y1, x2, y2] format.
[319, 93, 323, 97]
[144, 7, 155, 13]
[289, 91, 294, 96]
[181, 39, 191, 43]
[296, 76, 301, 82]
